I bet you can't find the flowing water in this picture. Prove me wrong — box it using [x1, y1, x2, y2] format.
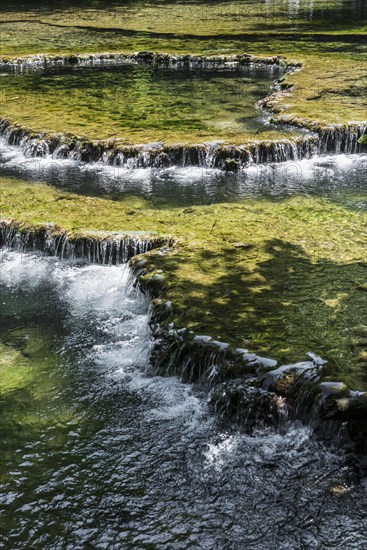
[1, 136, 367, 207]
[1, 136, 367, 388]
[1, 4, 366, 540]
[1, 250, 367, 549]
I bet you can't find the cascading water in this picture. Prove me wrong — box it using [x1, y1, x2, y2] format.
[1, 133, 367, 206]
[0, 220, 164, 265]
[1, 249, 366, 548]
[0, 52, 365, 170]
[1, 115, 364, 169]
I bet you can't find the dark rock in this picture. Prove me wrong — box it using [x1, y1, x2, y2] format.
[223, 158, 240, 171]
[209, 380, 282, 431]
[67, 55, 79, 64]
[136, 51, 154, 61]
[319, 395, 367, 453]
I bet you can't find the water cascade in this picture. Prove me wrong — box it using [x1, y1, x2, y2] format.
[143, 317, 367, 454]
[1, 247, 366, 547]
[1, 115, 364, 170]
[1, 52, 365, 170]
[0, 220, 170, 265]
[1, 224, 365, 453]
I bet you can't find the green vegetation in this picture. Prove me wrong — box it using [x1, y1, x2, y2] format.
[0, 0, 366, 140]
[274, 55, 367, 125]
[0, 0, 366, 390]
[0, 327, 68, 482]
[1, 0, 366, 55]
[0, 63, 289, 144]
[1, 177, 366, 390]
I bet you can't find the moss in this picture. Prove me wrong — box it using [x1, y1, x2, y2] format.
[0, 342, 31, 394]
[1, 176, 367, 390]
[0, 0, 365, 139]
[270, 55, 367, 125]
[1, 1, 366, 58]
[0, 59, 291, 145]
[1, 52, 365, 142]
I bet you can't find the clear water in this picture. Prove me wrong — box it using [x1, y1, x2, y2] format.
[1, 250, 367, 549]
[1, 0, 365, 59]
[0, 63, 283, 142]
[1, 1, 366, 546]
[1, 136, 367, 208]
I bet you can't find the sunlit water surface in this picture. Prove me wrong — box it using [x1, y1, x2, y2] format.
[1, 137, 367, 208]
[1, 250, 367, 548]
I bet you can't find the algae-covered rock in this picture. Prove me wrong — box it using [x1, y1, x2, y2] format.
[223, 158, 240, 171]
[320, 395, 367, 453]
[209, 380, 282, 431]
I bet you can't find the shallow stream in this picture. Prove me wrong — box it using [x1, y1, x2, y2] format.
[1, 250, 367, 548]
[1, 14, 366, 541]
[0, 63, 283, 142]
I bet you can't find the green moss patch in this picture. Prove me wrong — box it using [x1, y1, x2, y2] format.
[1, 1, 365, 58]
[0, 61, 288, 144]
[1, 176, 366, 390]
[272, 55, 367, 125]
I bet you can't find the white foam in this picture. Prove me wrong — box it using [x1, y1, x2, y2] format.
[204, 435, 239, 470]
[1, 135, 366, 192]
[0, 249, 51, 288]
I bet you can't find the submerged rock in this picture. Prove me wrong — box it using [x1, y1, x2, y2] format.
[209, 380, 282, 431]
[223, 158, 240, 171]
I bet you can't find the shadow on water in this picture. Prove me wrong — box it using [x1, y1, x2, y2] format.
[0, 250, 367, 548]
[161, 238, 367, 389]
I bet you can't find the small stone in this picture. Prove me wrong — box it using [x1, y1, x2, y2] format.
[233, 242, 253, 250]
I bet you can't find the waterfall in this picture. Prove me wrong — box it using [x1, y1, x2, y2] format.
[1, 223, 366, 451]
[143, 304, 367, 452]
[0, 51, 288, 72]
[2, 114, 363, 170]
[0, 221, 169, 265]
[318, 123, 366, 155]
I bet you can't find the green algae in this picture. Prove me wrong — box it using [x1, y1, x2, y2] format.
[0, 283, 87, 487]
[0, 342, 31, 394]
[0, 0, 366, 391]
[0, 323, 72, 483]
[1, 177, 366, 390]
[0, 63, 285, 144]
[1, 0, 365, 56]
[271, 55, 367, 125]
[0, 0, 366, 136]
